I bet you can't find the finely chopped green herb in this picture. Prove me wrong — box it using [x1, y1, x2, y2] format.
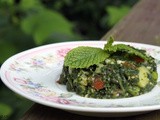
[58, 37, 158, 99]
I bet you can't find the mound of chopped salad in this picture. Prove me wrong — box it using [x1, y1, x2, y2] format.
[58, 37, 158, 99]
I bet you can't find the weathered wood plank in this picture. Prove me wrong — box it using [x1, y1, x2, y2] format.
[101, 0, 160, 46]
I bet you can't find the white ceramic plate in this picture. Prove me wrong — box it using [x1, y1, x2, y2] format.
[1, 41, 160, 117]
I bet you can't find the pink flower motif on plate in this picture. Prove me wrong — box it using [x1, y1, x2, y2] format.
[31, 58, 45, 68]
[25, 57, 48, 69]
[57, 48, 71, 58]
[9, 61, 26, 72]
[41, 95, 76, 105]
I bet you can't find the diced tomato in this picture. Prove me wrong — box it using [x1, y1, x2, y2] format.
[92, 78, 105, 90]
[133, 56, 144, 63]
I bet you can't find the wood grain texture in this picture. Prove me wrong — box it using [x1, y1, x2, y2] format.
[21, 0, 160, 119]
[101, 0, 160, 46]
[21, 104, 160, 120]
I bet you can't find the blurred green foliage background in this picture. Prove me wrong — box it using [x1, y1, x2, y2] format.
[0, 0, 138, 119]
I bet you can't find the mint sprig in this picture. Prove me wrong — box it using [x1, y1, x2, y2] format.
[64, 46, 109, 68]
[104, 37, 149, 61]
[104, 36, 114, 49]
[64, 37, 150, 68]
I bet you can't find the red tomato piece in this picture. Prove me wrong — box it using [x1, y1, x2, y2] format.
[92, 78, 105, 90]
[133, 56, 144, 63]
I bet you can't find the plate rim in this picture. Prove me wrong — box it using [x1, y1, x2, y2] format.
[1, 40, 160, 113]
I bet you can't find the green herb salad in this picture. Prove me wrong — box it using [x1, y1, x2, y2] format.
[58, 37, 158, 99]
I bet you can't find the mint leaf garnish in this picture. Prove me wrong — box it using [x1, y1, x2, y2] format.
[104, 36, 114, 50]
[64, 46, 109, 68]
[64, 37, 150, 69]
[104, 37, 149, 61]
[109, 44, 149, 60]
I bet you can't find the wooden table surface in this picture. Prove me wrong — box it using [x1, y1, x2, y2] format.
[21, 0, 160, 119]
